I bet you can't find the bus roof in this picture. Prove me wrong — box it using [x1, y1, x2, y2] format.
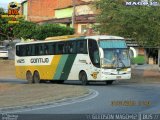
[85, 35, 124, 40]
[45, 35, 124, 41]
[16, 35, 125, 45]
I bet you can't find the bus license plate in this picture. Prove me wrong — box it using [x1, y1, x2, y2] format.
[116, 76, 121, 79]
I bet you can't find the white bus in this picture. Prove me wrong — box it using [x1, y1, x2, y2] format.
[15, 35, 131, 85]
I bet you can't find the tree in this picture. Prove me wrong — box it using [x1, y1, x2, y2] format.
[95, 0, 160, 47]
[34, 24, 74, 40]
[0, 7, 4, 14]
[13, 20, 37, 39]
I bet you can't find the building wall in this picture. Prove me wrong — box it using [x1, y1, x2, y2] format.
[75, 4, 95, 16]
[27, 0, 58, 22]
[56, 0, 72, 9]
[55, 7, 73, 18]
[22, 2, 28, 20]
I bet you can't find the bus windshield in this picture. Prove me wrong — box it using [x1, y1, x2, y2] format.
[101, 48, 130, 68]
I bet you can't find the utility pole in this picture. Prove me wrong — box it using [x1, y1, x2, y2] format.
[72, 0, 75, 29]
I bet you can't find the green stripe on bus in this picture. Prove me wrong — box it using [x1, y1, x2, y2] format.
[60, 54, 77, 80]
[53, 55, 68, 80]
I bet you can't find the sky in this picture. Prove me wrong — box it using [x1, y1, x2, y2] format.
[0, 0, 22, 10]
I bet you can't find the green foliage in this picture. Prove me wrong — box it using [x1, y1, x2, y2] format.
[34, 24, 74, 40]
[0, 17, 74, 41]
[0, 7, 4, 14]
[95, 0, 160, 47]
[13, 20, 37, 39]
[131, 55, 145, 65]
[0, 6, 74, 41]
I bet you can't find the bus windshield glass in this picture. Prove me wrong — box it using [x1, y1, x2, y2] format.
[98, 39, 130, 68]
[101, 49, 130, 68]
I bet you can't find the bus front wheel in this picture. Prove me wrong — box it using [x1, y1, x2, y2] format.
[33, 71, 40, 83]
[79, 71, 88, 85]
[26, 71, 33, 84]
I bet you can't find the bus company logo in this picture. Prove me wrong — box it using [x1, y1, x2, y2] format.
[8, 1, 20, 15]
[91, 72, 99, 79]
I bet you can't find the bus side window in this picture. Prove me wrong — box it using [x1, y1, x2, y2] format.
[31, 45, 35, 56]
[65, 41, 76, 54]
[21, 45, 26, 56]
[77, 40, 87, 54]
[56, 42, 65, 54]
[27, 45, 35, 56]
[39, 45, 44, 55]
[47, 43, 55, 55]
[44, 44, 49, 55]
[88, 39, 100, 68]
[16, 46, 20, 56]
[35, 44, 39, 55]
[35, 44, 44, 55]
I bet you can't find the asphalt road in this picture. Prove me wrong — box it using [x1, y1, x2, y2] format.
[1, 79, 160, 115]
[23, 82, 160, 114]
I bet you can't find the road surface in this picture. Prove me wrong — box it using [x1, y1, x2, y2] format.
[1, 79, 160, 114]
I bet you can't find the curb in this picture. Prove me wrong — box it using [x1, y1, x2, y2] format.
[0, 89, 98, 113]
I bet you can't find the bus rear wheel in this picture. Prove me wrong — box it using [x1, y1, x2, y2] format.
[26, 71, 33, 84]
[79, 71, 88, 85]
[106, 80, 114, 85]
[33, 71, 40, 83]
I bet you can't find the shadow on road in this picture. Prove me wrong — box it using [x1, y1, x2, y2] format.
[0, 79, 27, 84]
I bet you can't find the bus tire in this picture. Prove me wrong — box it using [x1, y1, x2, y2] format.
[26, 71, 33, 84]
[79, 71, 88, 85]
[106, 80, 114, 85]
[33, 71, 40, 84]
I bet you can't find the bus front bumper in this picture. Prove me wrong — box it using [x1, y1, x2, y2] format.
[101, 73, 131, 81]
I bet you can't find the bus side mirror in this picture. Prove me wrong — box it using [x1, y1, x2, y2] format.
[99, 48, 104, 58]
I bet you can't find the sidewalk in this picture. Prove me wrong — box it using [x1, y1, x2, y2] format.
[132, 64, 160, 70]
[132, 64, 160, 78]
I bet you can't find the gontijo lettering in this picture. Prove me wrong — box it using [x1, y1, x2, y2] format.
[30, 58, 49, 63]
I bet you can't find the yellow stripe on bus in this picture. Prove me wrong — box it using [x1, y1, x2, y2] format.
[15, 55, 61, 80]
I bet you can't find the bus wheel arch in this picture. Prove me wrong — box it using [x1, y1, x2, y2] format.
[79, 70, 88, 85]
[33, 70, 40, 83]
[26, 70, 33, 84]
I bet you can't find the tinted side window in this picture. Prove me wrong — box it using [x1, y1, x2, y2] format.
[35, 44, 45, 55]
[46, 42, 55, 55]
[21, 45, 27, 56]
[65, 41, 76, 54]
[77, 40, 87, 54]
[56, 42, 65, 54]
[88, 39, 100, 68]
[16, 45, 20, 56]
[30, 45, 35, 56]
